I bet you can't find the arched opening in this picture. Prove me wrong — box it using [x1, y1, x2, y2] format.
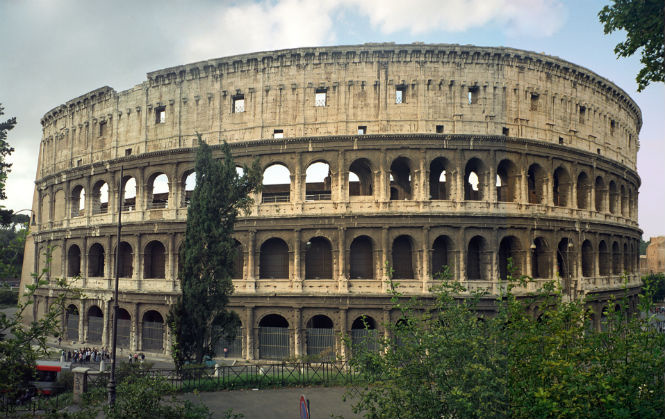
[305, 237, 333, 279]
[557, 238, 572, 279]
[464, 158, 485, 201]
[116, 242, 133, 278]
[582, 240, 594, 277]
[576, 172, 591, 209]
[87, 306, 103, 344]
[305, 162, 331, 201]
[527, 164, 546, 204]
[215, 319, 242, 358]
[467, 236, 487, 280]
[595, 176, 606, 212]
[351, 316, 379, 353]
[67, 245, 81, 277]
[431, 235, 452, 278]
[259, 238, 289, 279]
[620, 185, 627, 216]
[599, 240, 610, 275]
[628, 188, 634, 218]
[531, 237, 550, 279]
[609, 181, 618, 214]
[142, 311, 164, 351]
[258, 314, 290, 360]
[623, 243, 629, 274]
[262, 164, 291, 203]
[144, 241, 166, 279]
[148, 173, 169, 209]
[496, 160, 518, 202]
[612, 241, 621, 274]
[349, 236, 374, 279]
[553, 167, 571, 207]
[348, 158, 373, 197]
[429, 158, 449, 200]
[182, 171, 196, 207]
[306, 315, 335, 359]
[122, 177, 137, 211]
[232, 240, 244, 279]
[390, 157, 412, 200]
[71, 185, 85, 217]
[91, 181, 109, 215]
[88, 243, 105, 277]
[498, 236, 522, 280]
[40, 194, 50, 223]
[66, 305, 79, 341]
[392, 235, 414, 279]
[116, 308, 131, 348]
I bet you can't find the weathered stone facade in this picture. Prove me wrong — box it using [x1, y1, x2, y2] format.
[646, 237, 665, 274]
[21, 43, 642, 359]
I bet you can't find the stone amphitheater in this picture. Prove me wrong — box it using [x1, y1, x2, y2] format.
[21, 43, 643, 360]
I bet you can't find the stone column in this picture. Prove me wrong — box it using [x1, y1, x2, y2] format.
[421, 227, 430, 292]
[245, 307, 254, 360]
[168, 233, 176, 289]
[133, 304, 141, 351]
[379, 154, 387, 202]
[105, 235, 112, 283]
[336, 150, 345, 203]
[81, 237, 88, 288]
[293, 153, 303, 204]
[457, 228, 466, 282]
[293, 307, 302, 357]
[338, 308, 348, 361]
[292, 229, 302, 290]
[381, 227, 389, 289]
[247, 231, 256, 289]
[102, 299, 110, 347]
[78, 300, 86, 343]
[135, 234, 142, 290]
[520, 166, 528, 205]
[338, 227, 348, 292]
[488, 162, 497, 203]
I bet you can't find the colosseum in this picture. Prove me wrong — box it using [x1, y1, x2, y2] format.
[21, 43, 643, 360]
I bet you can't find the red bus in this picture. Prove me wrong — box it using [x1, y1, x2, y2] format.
[32, 360, 70, 395]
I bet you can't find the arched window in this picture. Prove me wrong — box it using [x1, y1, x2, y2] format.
[305, 162, 331, 201]
[349, 236, 373, 279]
[258, 314, 290, 359]
[91, 180, 109, 214]
[182, 171, 196, 207]
[527, 164, 546, 204]
[144, 241, 166, 279]
[467, 236, 486, 280]
[116, 242, 133, 278]
[122, 177, 137, 211]
[349, 159, 373, 197]
[595, 176, 606, 212]
[392, 235, 414, 279]
[531, 237, 550, 279]
[142, 311, 164, 351]
[557, 238, 572, 278]
[620, 185, 628, 216]
[262, 164, 291, 203]
[351, 316, 379, 353]
[609, 181, 618, 214]
[305, 237, 333, 279]
[576, 172, 590, 209]
[612, 241, 621, 274]
[115, 308, 131, 348]
[553, 167, 571, 207]
[306, 315, 335, 360]
[431, 235, 452, 278]
[429, 158, 449, 200]
[496, 160, 518, 202]
[498, 236, 522, 280]
[464, 158, 485, 201]
[599, 240, 610, 275]
[148, 173, 169, 209]
[88, 243, 105, 277]
[390, 157, 412, 200]
[66, 305, 79, 341]
[623, 243, 629, 274]
[582, 240, 594, 277]
[259, 238, 289, 279]
[87, 306, 103, 344]
[67, 245, 81, 277]
[232, 240, 244, 279]
[71, 185, 85, 217]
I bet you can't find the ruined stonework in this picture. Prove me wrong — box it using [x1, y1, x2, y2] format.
[646, 237, 665, 274]
[21, 43, 642, 359]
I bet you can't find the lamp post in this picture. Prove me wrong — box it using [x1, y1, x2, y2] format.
[107, 166, 123, 408]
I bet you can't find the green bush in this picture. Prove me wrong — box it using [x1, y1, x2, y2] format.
[0, 286, 18, 305]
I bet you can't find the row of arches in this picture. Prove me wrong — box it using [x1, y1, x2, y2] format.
[61, 234, 639, 282]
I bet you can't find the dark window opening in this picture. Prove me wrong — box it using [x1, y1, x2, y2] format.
[125, 148, 132, 156]
[599, 241, 610, 276]
[559, 137, 564, 145]
[392, 235, 414, 279]
[349, 236, 373, 279]
[395, 85, 406, 104]
[88, 243, 105, 277]
[576, 172, 590, 209]
[429, 158, 449, 200]
[116, 242, 133, 278]
[464, 158, 484, 201]
[612, 241, 621, 275]
[610, 119, 615, 136]
[582, 240, 594, 277]
[349, 158, 373, 196]
[530, 93, 539, 111]
[142, 311, 164, 351]
[579, 105, 586, 124]
[595, 177, 606, 212]
[609, 181, 618, 214]
[232, 240, 243, 279]
[502, 127, 509, 136]
[468, 86, 479, 105]
[436, 124, 444, 133]
[527, 164, 545, 204]
[87, 306, 103, 344]
[155, 106, 166, 124]
[99, 121, 107, 136]
[144, 241, 166, 279]
[273, 129, 284, 139]
[531, 237, 550, 279]
[499, 236, 522, 280]
[260, 238, 289, 279]
[92, 181, 109, 215]
[553, 167, 570, 207]
[496, 160, 518, 203]
[67, 245, 81, 277]
[467, 236, 485, 280]
[305, 237, 333, 279]
[390, 157, 412, 200]
[357, 125, 367, 135]
[431, 236, 451, 277]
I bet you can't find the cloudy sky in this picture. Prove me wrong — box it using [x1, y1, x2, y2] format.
[0, 0, 663, 238]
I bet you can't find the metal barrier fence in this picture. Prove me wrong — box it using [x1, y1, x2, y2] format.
[259, 326, 290, 359]
[142, 321, 164, 351]
[350, 329, 380, 353]
[306, 328, 335, 360]
[88, 316, 104, 343]
[66, 315, 79, 341]
[2, 388, 67, 418]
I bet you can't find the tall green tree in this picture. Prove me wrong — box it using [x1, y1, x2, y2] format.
[168, 135, 260, 367]
[0, 104, 16, 202]
[599, 0, 665, 91]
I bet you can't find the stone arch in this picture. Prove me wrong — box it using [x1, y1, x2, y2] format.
[620, 184, 628, 216]
[116, 308, 131, 348]
[116, 241, 133, 278]
[40, 193, 50, 223]
[612, 241, 621, 274]
[67, 244, 81, 277]
[87, 305, 103, 344]
[531, 237, 550, 279]
[65, 304, 79, 341]
[349, 235, 374, 279]
[91, 180, 109, 215]
[576, 171, 591, 209]
[305, 314, 335, 359]
[431, 235, 453, 278]
[623, 242, 629, 274]
[527, 163, 546, 204]
[88, 243, 105, 277]
[305, 161, 331, 201]
[496, 159, 519, 202]
[350, 315, 380, 352]
[390, 157, 412, 200]
[258, 314, 290, 360]
[595, 176, 606, 212]
[599, 240, 610, 275]
[467, 235, 488, 280]
[498, 235, 522, 279]
[581, 240, 594, 277]
[121, 176, 137, 211]
[259, 238, 289, 279]
[305, 236, 333, 279]
[464, 158, 486, 201]
[609, 180, 619, 214]
[54, 189, 65, 221]
[147, 172, 169, 209]
[429, 157, 450, 200]
[553, 166, 571, 207]
[349, 158, 373, 197]
[144, 240, 166, 279]
[232, 239, 244, 279]
[392, 235, 415, 279]
[262, 163, 291, 203]
[142, 310, 164, 351]
[181, 170, 196, 207]
[556, 238, 573, 278]
[70, 185, 85, 217]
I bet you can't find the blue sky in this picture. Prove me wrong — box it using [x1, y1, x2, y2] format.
[0, 0, 663, 238]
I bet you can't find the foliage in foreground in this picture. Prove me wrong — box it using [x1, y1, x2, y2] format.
[643, 272, 665, 302]
[168, 135, 261, 368]
[348, 266, 665, 419]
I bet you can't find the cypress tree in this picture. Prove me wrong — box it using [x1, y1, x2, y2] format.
[168, 135, 260, 367]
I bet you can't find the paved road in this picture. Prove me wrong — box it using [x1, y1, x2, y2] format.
[181, 386, 365, 419]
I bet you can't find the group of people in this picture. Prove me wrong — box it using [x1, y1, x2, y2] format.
[65, 347, 110, 364]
